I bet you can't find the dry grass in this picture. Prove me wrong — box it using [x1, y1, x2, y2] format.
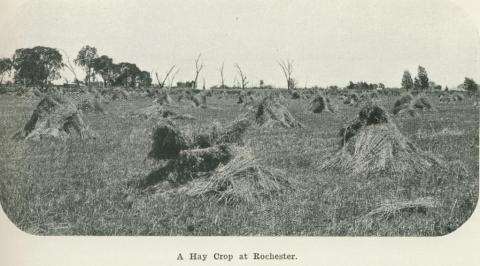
[186, 146, 290, 204]
[0, 90, 477, 236]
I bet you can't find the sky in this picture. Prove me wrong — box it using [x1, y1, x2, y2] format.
[0, 0, 479, 88]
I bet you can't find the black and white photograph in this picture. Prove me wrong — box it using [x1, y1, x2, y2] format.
[0, 0, 478, 244]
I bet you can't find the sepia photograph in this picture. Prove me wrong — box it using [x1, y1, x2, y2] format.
[0, 0, 478, 239]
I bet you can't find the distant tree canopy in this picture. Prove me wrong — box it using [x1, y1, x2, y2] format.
[414, 66, 429, 91]
[463, 77, 478, 96]
[401, 70, 413, 91]
[12, 46, 63, 86]
[0, 57, 12, 84]
[75, 46, 151, 88]
[346, 81, 382, 90]
[75, 45, 98, 86]
[92, 55, 114, 86]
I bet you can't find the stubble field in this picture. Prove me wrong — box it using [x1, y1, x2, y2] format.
[0, 90, 478, 236]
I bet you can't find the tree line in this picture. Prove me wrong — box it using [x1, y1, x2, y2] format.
[0, 45, 152, 88]
[0, 45, 478, 95]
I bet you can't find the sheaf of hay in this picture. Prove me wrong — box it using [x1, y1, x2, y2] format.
[184, 145, 291, 204]
[343, 93, 359, 105]
[309, 95, 336, 113]
[323, 104, 444, 177]
[77, 95, 105, 114]
[194, 118, 252, 147]
[143, 118, 287, 204]
[392, 94, 434, 116]
[154, 92, 174, 105]
[361, 197, 436, 221]
[290, 91, 302, 99]
[249, 96, 303, 128]
[13, 93, 95, 140]
[111, 88, 129, 100]
[192, 93, 207, 107]
[148, 120, 193, 160]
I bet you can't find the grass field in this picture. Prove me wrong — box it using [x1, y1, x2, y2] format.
[0, 91, 478, 236]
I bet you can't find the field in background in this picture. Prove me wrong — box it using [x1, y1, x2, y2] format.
[0, 90, 478, 236]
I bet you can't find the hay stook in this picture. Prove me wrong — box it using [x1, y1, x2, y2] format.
[323, 104, 444, 178]
[13, 94, 94, 140]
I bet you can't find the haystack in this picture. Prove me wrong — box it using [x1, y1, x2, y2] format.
[343, 93, 359, 105]
[412, 96, 433, 110]
[13, 94, 94, 140]
[77, 95, 105, 114]
[291, 91, 302, 99]
[453, 94, 464, 101]
[148, 120, 193, 160]
[392, 94, 433, 116]
[32, 88, 44, 98]
[186, 146, 290, 204]
[251, 96, 303, 128]
[192, 93, 207, 107]
[112, 88, 129, 100]
[323, 104, 443, 177]
[194, 118, 252, 148]
[154, 92, 174, 105]
[309, 95, 336, 113]
[392, 94, 414, 114]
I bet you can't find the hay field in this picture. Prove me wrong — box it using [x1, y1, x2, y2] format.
[0, 91, 478, 236]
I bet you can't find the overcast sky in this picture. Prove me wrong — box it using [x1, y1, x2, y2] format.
[0, 0, 479, 88]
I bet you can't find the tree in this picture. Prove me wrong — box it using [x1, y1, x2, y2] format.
[0, 57, 12, 84]
[401, 70, 413, 91]
[58, 49, 80, 85]
[168, 68, 180, 89]
[156, 65, 176, 88]
[414, 66, 429, 91]
[137, 71, 152, 87]
[193, 54, 204, 89]
[463, 77, 478, 96]
[12, 46, 63, 86]
[75, 45, 98, 86]
[219, 61, 225, 89]
[235, 64, 248, 89]
[278, 59, 296, 90]
[112, 62, 141, 87]
[92, 55, 114, 87]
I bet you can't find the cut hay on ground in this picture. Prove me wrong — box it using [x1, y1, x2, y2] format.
[323, 104, 444, 177]
[309, 95, 336, 113]
[143, 118, 287, 203]
[185, 146, 290, 204]
[132, 105, 194, 120]
[362, 197, 436, 220]
[13, 93, 94, 140]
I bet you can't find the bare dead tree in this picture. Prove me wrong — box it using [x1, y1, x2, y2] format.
[59, 49, 79, 85]
[278, 59, 296, 90]
[193, 54, 204, 89]
[219, 61, 225, 89]
[168, 68, 180, 89]
[235, 64, 248, 90]
[156, 65, 176, 88]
